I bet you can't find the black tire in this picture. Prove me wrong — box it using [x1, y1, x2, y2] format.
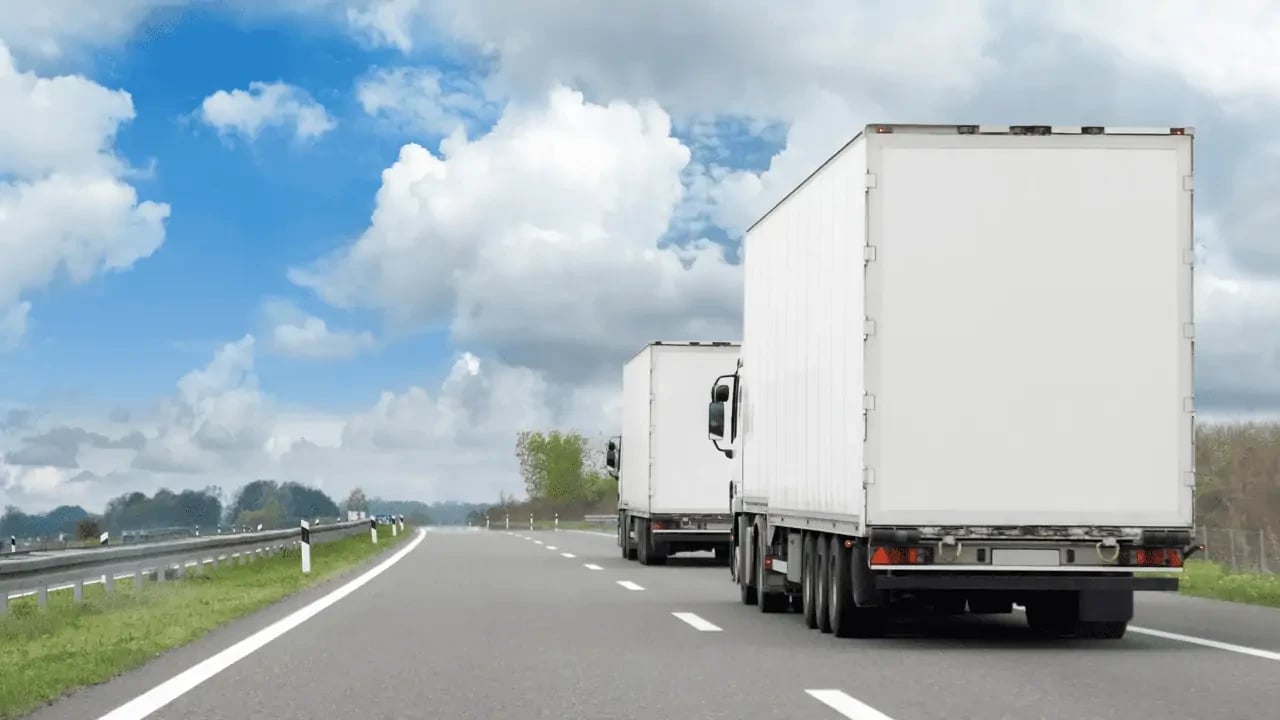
[1077, 621, 1128, 639]
[618, 513, 628, 558]
[815, 534, 832, 633]
[832, 537, 887, 638]
[737, 516, 757, 605]
[828, 536, 855, 637]
[756, 519, 788, 613]
[802, 533, 819, 629]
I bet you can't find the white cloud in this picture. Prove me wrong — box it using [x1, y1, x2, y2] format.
[263, 300, 375, 359]
[1, 336, 615, 512]
[357, 66, 496, 136]
[198, 81, 336, 142]
[0, 42, 169, 346]
[0, 0, 179, 60]
[1045, 0, 1280, 103]
[292, 86, 740, 381]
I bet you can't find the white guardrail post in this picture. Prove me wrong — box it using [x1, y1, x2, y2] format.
[370, 518, 378, 544]
[529, 513, 534, 531]
[554, 513, 559, 532]
[301, 520, 312, 574]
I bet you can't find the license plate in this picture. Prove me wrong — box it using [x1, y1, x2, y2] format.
[991, 549, 1060, 566]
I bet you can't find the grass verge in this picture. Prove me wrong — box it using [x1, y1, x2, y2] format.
[0, 525, 413, 719]
[1177, 559, 1280, 608]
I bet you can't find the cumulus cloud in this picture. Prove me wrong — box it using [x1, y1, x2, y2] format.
[292, 86, 741, 381]
[198, 81, 336, 142]
[263, 300, 375, 360]
[0, 0, 180, 60]
[357, 66, 498, 137]
[0, 42, 169, 346]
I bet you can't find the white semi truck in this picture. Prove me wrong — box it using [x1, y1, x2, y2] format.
[607, 341, 740, 565]
[707, 124, 1198, 639]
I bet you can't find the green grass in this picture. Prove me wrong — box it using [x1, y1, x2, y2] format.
[0, 525, 412, 719]
[1177, 559, 1280, 608]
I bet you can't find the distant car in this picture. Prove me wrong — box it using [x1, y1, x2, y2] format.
[375, 514, 395, 525]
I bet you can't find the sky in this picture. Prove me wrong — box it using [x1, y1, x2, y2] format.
[1, 0, 1279, 513]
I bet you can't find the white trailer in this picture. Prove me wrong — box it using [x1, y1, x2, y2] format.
[707, 124, 1197, 639]
[607, 341, 741, 565]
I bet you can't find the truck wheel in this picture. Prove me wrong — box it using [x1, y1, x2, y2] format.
[619, 513, 629, 559]
[737, 516, 757, 605]
[756, 519, 788, 613]
[830, 536, 886, 638]
[815, 534, 832, 632]
[801, 534, 818, 629]
[1077, 621, 1127, 639]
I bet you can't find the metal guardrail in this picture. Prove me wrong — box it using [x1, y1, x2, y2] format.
[584, 514, 619, 528]
[0, 520, 367, 612]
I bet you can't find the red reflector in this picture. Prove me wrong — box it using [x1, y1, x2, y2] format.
[1171, 127, 1185, 135]
[764, 556, 773, 570]
[1133, 548, 1183, 567]
[870, 546, 929, 565]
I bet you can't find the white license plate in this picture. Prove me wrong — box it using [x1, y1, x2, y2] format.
[991, 549, 1060, 566]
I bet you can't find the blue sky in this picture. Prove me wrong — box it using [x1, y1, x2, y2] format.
[2, 7, 454, 412]
[2, 1, 1278, 513]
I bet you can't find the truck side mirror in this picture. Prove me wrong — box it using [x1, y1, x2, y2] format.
[606, 448, 618, 469]
[708, 401, 726, 438]
[713, 384, 731, 403]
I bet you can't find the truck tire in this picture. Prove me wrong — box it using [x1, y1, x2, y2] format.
[815, 534, 832, 632]
[737, 516, 757, 605]
[756, 519, 788, 613]
[645, 531, 668, 566]
[1077, 621, 1128, 639]
[829, 536, 886, 638]
[619, 513, 630, 559]
[801, 533, 819, 629]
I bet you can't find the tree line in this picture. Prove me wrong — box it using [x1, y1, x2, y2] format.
[0, 480, 427, 540]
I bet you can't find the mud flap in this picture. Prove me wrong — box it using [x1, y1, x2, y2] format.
[1078, 590, 1134, 623]
[849, 543, 883, 607]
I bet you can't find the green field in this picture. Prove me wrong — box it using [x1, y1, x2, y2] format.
[0, 525, 413, 719]
[1177, 559, 1280, 608]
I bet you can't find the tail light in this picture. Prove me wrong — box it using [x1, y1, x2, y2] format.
[1129, 547, 1183, 567]
[870, 546, 932, 565]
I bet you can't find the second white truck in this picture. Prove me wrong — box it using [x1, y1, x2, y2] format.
[607, 341, 740, 565]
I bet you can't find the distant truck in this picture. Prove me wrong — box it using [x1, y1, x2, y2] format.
[608, 341, 741, 565]
[707, 124, 1198, 639]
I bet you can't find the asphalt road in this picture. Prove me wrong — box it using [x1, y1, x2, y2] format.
[29, 527, 1280, 720]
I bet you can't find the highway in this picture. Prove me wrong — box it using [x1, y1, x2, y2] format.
[27, 528, 1280, 720]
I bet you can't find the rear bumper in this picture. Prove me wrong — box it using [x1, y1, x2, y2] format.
[875, 573, 1177, 592]
[651, 530, 731, 546]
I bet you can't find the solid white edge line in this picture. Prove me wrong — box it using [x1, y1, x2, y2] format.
[616, 580, 644, 591]
[565, 529, 615, 538]
[583, 564, 603, 570]
[672, 612, 722, 632]
[1127, 626, 1280, 661]
[560, 552, 576, 558]
[96, 529, 426, 720]
[1009, 605, 1280, 662]
[806, 689, 896, 719]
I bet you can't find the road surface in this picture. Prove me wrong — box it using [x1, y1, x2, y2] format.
[29, 528, 1280, 719]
